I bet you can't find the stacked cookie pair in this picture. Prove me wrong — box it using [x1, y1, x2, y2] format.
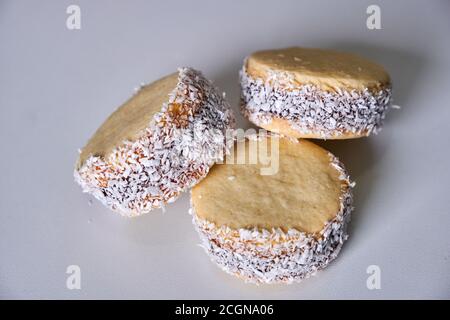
[75, 47, 392, 284]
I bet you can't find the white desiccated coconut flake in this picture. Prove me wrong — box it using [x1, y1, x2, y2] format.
[191, 151, 354, 284]
[240, 63, 392, 138]
[75, 67, 235, 217]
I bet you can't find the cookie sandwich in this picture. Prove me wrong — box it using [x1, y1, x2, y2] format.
[191, 134, 353, 283]
[75, 68, 235, 216]
[240, 47, 392, 139]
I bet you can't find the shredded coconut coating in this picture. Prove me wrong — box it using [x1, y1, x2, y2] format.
[240, 64, 392, 138]
[74, 67, 235, 216]
[191, 153, 353, 284]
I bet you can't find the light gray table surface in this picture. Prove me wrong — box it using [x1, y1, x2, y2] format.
[1, 0, 449, 299]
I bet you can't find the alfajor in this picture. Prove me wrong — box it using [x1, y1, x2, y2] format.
[191, 134, 353, 284]
[75, 68, 234, 216]
[240, 47, 392, 139]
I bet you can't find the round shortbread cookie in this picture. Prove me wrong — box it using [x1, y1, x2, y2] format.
[75, 68, 235, 216]
[191, 135, 353, 284]
[240, 47, 392, 139]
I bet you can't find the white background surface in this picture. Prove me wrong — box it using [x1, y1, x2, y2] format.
[1, 0, 450, 299]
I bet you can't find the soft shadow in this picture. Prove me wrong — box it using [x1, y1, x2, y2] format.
[211, 43, 426, 242]
[312, 42, 428, 243]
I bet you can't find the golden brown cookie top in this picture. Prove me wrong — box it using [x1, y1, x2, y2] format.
[192, 136, 349, 234]
[246, 47, 390, 91]
[77, 73, 178, 168]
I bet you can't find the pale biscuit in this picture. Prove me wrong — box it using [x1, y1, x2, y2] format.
[191, 135, 353, 284]
[75, 68, 235, 216]
[241, 47, 392, 139]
